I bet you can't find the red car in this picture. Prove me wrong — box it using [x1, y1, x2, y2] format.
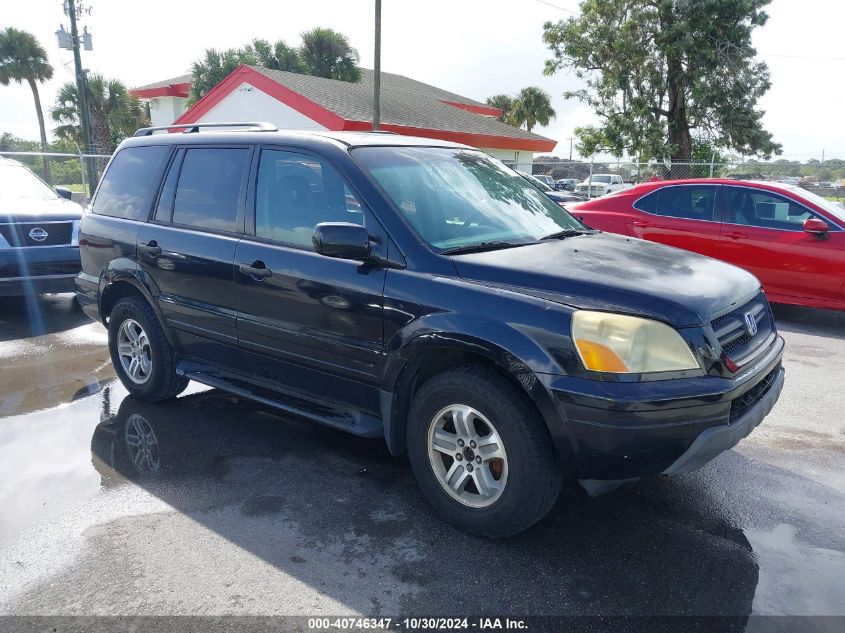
[570, 179, 845, 311]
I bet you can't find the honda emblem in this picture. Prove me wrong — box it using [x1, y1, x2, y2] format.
[744, 312, 758, 337]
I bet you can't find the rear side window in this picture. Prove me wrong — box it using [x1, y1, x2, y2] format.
[92, 146, 169, 221]
[636, 185, 716, 221]
[172, 147, 250, 232]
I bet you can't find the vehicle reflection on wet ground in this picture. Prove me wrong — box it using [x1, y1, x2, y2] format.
[0, 296, 843, 621]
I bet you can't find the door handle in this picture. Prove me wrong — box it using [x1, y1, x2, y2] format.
[239, 262, 272, 279]
[138, 240, 162, 256]
[725, 231, 749, 240]
[632, 221, 654, 227]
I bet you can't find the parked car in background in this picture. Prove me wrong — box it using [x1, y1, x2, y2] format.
[555, 178, 578, 191]
[0, 157, 83, 296]
[531, 174, 556, 187]
[77, 127, 784, 537]
[816, 181, 836, 189]
[574, 174, 633, 198]
[570, 179, 845, 311]
[519, 172, 587, 207]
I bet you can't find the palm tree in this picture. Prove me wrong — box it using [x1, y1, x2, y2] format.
[52, 75, 148, 156]
[0, 28, 54, 184]
[486, 94, 515, 124]
[510, 87, 556, 133]
[188, 47, 256, 104]
[246, 39, 303, 73]
[299, 28, 362, 82]
[189, 29, 361, 103]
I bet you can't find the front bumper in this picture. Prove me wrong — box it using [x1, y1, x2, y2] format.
[662, 365, 784, 475]
[547, 335, 785, 480]
[0, 246, 81, 296]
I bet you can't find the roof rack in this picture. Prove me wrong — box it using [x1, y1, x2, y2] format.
[133, 122, 278, 137]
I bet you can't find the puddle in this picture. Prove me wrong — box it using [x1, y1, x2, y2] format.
[746, 523, 845, 615]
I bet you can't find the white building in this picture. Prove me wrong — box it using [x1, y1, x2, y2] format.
[131, 66, 555, 170]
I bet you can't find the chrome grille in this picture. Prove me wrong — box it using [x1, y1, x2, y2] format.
[710, 293, 773, 364]
[0, 222, 73, 247]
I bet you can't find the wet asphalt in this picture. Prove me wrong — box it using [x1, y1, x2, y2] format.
[0, 294, 843, 621]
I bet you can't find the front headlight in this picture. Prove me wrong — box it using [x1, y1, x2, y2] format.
[572, 311, 701, 374]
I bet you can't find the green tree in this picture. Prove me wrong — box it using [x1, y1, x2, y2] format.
[189, 30, 361, 104]
[299, 28, 361, 82]
[542, 0, 781, 163]
[509, 86, 556, 132]
[0, 28, 54, 183]
[51, 75, 148, 153]
[245, 38, 303, 73]
[188, 47, 256, 104]
[486, 94, 515, 124]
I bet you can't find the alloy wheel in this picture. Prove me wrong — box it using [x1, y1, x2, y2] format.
[116, 318, 152, 385]
[427, 404, 508, 508]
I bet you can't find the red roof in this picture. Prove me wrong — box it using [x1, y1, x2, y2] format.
[171, 65, 555, 152]
[130, 74, 191, 99]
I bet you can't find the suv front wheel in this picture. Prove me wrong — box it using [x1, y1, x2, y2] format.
[108, 295, 188, 401]
[407, 366, 562, 538]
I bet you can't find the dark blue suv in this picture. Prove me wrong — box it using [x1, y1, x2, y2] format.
[1, 157, 82, 296]
[76, 124, 785, 537]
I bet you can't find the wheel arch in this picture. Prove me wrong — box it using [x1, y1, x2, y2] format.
[379, 333, 569, 459]
[99, 272, 177, 348]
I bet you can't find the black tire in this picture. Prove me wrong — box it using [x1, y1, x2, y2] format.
[108, 295, 188, 401]
[406, 365, 561, 538]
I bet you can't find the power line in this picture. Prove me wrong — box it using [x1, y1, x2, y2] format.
[535, 0, 578, 15]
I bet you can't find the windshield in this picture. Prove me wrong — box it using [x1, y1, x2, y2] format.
[0, 164, 57, 200]
[792, 187, 845, 224]
[584, 175, 612, 184]
[353, 147, 584, 251]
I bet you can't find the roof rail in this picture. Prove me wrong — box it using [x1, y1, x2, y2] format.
[133, 122, 278, 137]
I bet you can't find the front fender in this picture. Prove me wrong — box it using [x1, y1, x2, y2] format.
[380, 313, 576, 462]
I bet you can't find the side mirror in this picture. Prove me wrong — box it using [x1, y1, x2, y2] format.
[55, 186, 73, 200]
[313, 222, 371, 260]
[803, 217, 829, 236]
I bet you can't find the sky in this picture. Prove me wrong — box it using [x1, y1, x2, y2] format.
[2, 0, 844, 161]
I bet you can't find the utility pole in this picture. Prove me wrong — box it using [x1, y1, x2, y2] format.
[64, 0, 97, 192]
[373, 0, 381, 131]
[821, 149, 825, 166]
[566, 136, 574, 161]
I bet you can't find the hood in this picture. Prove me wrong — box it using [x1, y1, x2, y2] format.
[451, 233, 761, 327]
[544, 191, 584, 205]
[0, 197, 84, 223]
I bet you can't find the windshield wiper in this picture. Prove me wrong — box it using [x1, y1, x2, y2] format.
[440, 240, 530, 256]
[540, 228, 593, 240]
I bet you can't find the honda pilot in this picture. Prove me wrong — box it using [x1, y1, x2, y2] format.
[76, 123, 785, 537]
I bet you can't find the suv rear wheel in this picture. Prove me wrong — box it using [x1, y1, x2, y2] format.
[108, 296, 188, 401]
[407, 366, 561, 538]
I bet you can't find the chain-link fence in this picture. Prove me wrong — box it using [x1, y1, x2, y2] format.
[5, 149, 843, 206]
[524, 158, 845, 199]
[0, 150, 112, 202]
